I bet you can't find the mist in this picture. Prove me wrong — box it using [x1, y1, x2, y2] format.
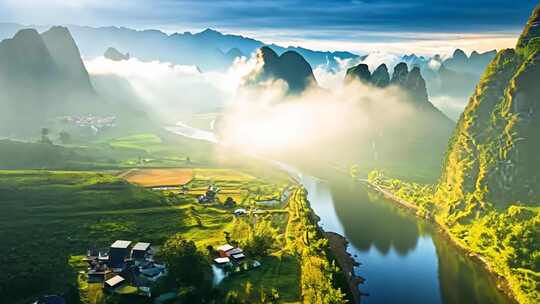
[84, 51, 452, 169]
[85, 56, 259, 122]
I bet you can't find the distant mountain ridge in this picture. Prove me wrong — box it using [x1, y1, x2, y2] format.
[0, 23, 359, 71]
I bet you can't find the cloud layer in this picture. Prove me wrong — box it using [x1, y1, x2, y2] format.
[1, 1, 535, 55]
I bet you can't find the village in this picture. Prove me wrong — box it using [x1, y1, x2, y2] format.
[54, 168, 297, 304]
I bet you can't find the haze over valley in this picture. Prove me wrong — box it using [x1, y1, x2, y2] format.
[0, 2, 538, 304]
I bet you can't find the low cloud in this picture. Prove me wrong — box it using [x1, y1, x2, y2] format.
[85, 56, 257, 121]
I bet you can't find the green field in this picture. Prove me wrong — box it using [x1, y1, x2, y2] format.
[0, 167, 300, 304]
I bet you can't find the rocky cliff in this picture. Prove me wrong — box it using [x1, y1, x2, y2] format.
[437, 5, 540, 209]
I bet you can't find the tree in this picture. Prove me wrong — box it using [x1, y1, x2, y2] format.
[40, 128, 52, 144]
[58, 131, 71, 144]
[157, 234, 212, 300]
[243, 234, 273, 257]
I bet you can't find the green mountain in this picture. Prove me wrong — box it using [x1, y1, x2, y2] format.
[343, 62, 454, 174]
[436, 5, 540, 209]
[244, 46, 317, 93]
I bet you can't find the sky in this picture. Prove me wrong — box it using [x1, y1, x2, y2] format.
[0, 0, 537, 55]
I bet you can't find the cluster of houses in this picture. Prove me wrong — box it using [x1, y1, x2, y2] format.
[57, 115, 117, 134]
[212, 244, 261, 276]
[197, 185, 220, 203]
[84, 240, 167, 297]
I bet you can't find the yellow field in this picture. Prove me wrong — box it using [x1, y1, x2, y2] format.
[122, 168, 256, 188]
[122, 168, 194, 187]
[193, 168, 256, 181]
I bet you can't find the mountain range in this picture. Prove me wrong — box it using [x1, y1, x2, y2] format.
[344, 61, 455, 170]
[0, 23, 359, 71]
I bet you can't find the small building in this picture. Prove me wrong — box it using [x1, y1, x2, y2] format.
[88, 265, 112, 283]
[104, 275, 126, 292]
[140, 267, 165, 282]
[217, 244, 234, 257]
[231, 253, 245, 261]
[213, 257, 231, 265]
[109, 240, 131, 268]
[226, 248, 243, 257]
[131, 242, 151, 260]
[233, 208, 247, 216]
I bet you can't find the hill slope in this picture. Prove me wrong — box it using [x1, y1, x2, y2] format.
[437, 6, 540, 209]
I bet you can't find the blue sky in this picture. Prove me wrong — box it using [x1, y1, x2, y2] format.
[0, 0, 537, 55]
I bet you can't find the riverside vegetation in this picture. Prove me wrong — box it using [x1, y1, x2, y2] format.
[365, 6, 540, 304]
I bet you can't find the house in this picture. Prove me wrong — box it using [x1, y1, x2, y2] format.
[109, 240, 131, 269]
[217, 244, 234, 257]
[198, 185, 220, 203]
[88, 263, 112, 283]
[140, 267, 165, 282]
[131, 242, 151, 260]
[213, 257, 231, 265]
[104, 275, 126, 292]
[226, 248, 245, 260]
[231, 253, 245, 261]
[233, 208, 247, 216]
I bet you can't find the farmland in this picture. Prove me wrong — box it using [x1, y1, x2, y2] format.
[0, 167, 302, 304]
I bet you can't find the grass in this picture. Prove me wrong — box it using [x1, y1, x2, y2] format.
[219, 255, 301, 302]
[0, 130, 216, 170]
[0, 167, 295, 304]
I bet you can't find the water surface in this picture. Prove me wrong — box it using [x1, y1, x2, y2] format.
[307, 176, 513, 304]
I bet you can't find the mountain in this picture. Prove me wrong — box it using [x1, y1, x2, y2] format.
[244, 46, 317, 93]
[0, 24, 359, 71]
[443, 49, 497, 75]
[0, 27, 150, 136]
[0, 28, 71, 133]
[41, 26, 95, 94]
[345, 63, 371, 83]
[370, 64, 390, 87]
[104, 47, 130, 61]
[394, 50, 497, 101]
[437, 5, 540, 209]
[347, 62, 452, 115]
[343, 62, 454, 171]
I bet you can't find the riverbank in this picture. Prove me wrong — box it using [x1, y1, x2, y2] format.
[325, 231, 365, 304]
[362, 180, 521, 304]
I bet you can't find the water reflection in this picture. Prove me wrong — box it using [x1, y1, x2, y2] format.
[312, 174, 512, 304]
[434, 235, 512, 304]
[331, 179, 419, 256]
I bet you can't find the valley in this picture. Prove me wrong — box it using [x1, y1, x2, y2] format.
[0, 2, 539, 304]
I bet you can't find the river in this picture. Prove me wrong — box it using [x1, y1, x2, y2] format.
[166, 122, 513, 304]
